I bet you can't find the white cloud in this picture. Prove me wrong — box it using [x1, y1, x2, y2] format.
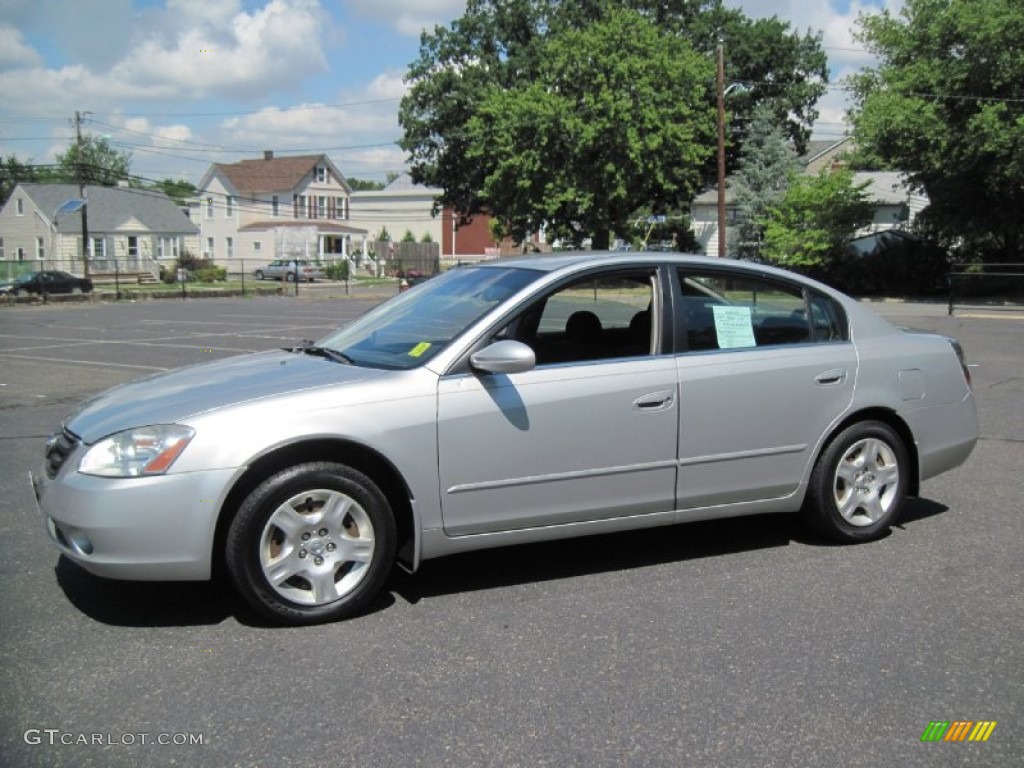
[112, 0, 329, 99]
[214, 71, 409, 180]
[346, 0, 466, 37]
[0, 25, 43, 68]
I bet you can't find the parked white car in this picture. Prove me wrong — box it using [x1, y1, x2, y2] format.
[254, 259, 324, 282]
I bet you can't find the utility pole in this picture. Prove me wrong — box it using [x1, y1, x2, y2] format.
[73, 111, 91, 278]
[716, 43, 727, 259]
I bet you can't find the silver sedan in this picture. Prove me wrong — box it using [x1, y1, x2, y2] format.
[33, 253, 978, 625]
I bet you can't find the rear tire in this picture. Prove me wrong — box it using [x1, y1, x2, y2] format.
[225, 462, 396, 625]
[803, 421, 908, 542]
[254, 270, 264, 281]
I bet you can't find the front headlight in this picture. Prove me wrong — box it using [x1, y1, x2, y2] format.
[78, 425, 195, 478]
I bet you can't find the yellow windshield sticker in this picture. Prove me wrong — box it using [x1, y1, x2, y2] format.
[408, 342, 432, 358]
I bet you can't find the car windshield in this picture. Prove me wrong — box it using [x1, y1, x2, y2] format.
[317, 266, 541, 369]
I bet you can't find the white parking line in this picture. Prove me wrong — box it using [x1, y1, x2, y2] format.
[0, 353, 168, 371]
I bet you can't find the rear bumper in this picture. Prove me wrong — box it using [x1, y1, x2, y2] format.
[903, 394, 979, 483]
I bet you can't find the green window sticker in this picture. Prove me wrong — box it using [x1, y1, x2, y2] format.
[408, 342, 432, 358]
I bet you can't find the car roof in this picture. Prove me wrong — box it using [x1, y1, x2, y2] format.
[479, 251, 804, 280]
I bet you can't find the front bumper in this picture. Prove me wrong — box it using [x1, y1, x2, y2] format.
[32, 462, 240, 581]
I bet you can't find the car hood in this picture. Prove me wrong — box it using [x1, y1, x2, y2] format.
[64, 350, 387, 443]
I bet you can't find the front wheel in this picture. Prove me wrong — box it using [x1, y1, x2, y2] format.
[803, 421, 908, 542]
[226, 462, 396, 625]
[254, 270, 264, 281]
[285, 272, 296, 283]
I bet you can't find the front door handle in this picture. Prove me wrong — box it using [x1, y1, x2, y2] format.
[633, 389, 675, 411]
[815, 368, 848, 386]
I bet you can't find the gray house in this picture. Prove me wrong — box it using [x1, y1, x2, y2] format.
[0, 183, 199, 276]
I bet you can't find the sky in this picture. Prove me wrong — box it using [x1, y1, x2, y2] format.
[0, 0, 901, 188]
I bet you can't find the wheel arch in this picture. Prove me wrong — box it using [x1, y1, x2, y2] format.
[818, 407, 920, 497]
[213, 438, 416, 577]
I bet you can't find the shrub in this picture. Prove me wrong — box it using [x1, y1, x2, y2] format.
[194, 266, 227, 283]
[324, 261, 350, 281]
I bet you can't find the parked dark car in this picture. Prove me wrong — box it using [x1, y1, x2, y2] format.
[0, 270, 93, 296]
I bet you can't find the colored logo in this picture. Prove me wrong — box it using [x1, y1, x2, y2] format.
[920, 721, 997, 742]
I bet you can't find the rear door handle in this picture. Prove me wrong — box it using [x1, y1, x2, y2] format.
[815, 368, 847, 386]
[633, 389, 675, 411]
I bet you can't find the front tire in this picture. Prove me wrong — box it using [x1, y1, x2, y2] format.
[254, 270, 264, 281]
[803, 421, 908, 542]
[226, 462, 396, 625]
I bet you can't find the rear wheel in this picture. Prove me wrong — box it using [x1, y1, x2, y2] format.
[285, 272, 296, 283]
[803, 421, 908, 542]
[254, 270, 264, 281]
[71, 286, 83, 294]
[226, 462, 396, 625]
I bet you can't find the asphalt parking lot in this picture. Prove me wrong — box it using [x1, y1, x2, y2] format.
[0, 295, 1021, 767]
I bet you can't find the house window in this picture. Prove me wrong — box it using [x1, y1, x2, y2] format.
[317, 196, 327, 219]
[16, 247, 26, 261]
[226, 237, 234, 258]
[16, 198, 24, 216]
[205, 197, 214, 219]
[89, 238, 106, 258]
[158, 237, 180, 259]
[204, 237, 214, 258]
[225, 196, 234, 217]
[127, 236, 139, 257]
[316, 166, 328, 183]
[36, 237, 45, 259]
[335, 197, 346, 220]
[272, 196, 279, 216]
[253, 241, 263, 253]
[294, 195, 305, 219]
[0, 238, 4, 259]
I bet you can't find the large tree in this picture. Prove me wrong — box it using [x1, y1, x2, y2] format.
[848, 0, 1024, 261]
[729, 104, 798, 260]
[55, 135, 132, 187]
[399, 0, 828, 245]
[464, 9, 715, 248]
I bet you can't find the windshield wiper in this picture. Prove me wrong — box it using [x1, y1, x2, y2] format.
[289, 340, 354, 365]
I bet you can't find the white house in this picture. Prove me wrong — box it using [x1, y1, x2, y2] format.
[195, 152, 368, 265]
[0, 183, 198, 275]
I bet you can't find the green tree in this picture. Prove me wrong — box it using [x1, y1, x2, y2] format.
[0, 154, 48, 206]
[760, 169, 873, 270]
[399, 0, 828, 241]
[848, 0, 1024, 261]
[346, 178, 386, 191]
[55, 135, 132, 187]
[155, 178, 197, 205]
[730, 104, 798, 260]
[464, 8, 714, 248]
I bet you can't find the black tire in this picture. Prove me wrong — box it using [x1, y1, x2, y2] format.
[71, 286, 83, 294]
[254, 270, 264, 281]
[225, 462, 396, 625]
[803, 420, 908, 542]
[285, 272, 296, 283]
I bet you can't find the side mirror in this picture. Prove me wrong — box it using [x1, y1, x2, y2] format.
[470, 340, 536, 374]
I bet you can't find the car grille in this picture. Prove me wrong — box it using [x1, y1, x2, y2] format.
[45, 428, 80, 479]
